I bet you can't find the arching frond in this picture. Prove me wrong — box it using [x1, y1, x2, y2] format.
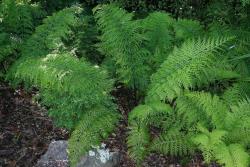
[150, 128, 194, 157]
[127, 123, 150, 165]
[68, 106, 120, 167]
[141, 12, 175, 69]
[95, 4, 150, 91]
[214, 144, 250, 167]
[147, 36, 237, 102]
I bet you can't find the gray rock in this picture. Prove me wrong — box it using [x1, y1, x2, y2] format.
[36, 140, 69, 167]
[77, 144, 120, 167]
[36, 141, 120, 167]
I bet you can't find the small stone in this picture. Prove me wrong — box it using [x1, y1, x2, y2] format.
[36, 140, 68, 167]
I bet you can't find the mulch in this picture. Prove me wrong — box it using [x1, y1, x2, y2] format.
[0, 84, 69, 167]
[0, 83, 207, 167]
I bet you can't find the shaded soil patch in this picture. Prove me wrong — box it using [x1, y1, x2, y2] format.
[0, 83, 208, 167]
[0, 84, 69, 167]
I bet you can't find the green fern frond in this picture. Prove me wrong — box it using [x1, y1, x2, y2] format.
[225, 99, 250, 146]
[147, 36, 236, 102]
[150, 128, 194, 157]
[180, 91, 228, 129]
[192, 126, 227, 163]
[127, 123, 150, 165]
[176, 93, 209, 127]
[21, 6, 82, 58]
[68, 105, 120, 167]
[95, 4, 150, 91]
[222, 82, 250, 105]
[214, 144, 250, 167]
[141, 12, 175, 69]
[129, 102, 173, 125]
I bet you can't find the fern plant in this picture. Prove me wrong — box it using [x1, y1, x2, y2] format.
[10, 53, 116, 128]
[127, 34, 250, 166]
[6, 6, 120, 167]
[95, 4, 151, 92]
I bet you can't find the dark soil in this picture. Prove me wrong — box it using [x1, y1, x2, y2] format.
[0, 84, 69, 167]
[0, 83, 206, 167]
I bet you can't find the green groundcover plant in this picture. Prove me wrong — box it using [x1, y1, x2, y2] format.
[1, 0, 250, 166]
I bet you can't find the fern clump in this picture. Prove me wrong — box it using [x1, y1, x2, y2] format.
[128, 34, 250, 166]
[2, 1, 250, 167]
[6, 6, 120, 166]
[11, 52, 115, 128]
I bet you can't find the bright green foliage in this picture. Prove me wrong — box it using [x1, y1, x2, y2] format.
[95, 4, 209, 93]
[214, 144, 250, 167]
[225, 99, 250, 146]
[21, 6, 81, 58]
[151, 128, 193, 157]
[127, 102, 172, 163]
[10, 53, 115, 128]
[146, 36, 237, 102]
[141, 12, 174, 69]
[128, 31, 250, 166]
[178, 91, 228, 129]
[9, 53, 120, 166]
[222, 82, 250, 105]
[129, 102, 172, 125]
[95, 4, 150, 91]
[127, 123, 150, 164]
[69, 105, 119, 166]
[192, 126, 227, 163]
[6, 6, 120, 166]
[1, 1, 250, 166]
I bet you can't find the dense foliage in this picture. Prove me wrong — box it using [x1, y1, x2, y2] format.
[1, 0, 250, 166]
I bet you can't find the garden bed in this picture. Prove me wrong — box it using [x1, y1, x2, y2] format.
[0, 84, 205, 167]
